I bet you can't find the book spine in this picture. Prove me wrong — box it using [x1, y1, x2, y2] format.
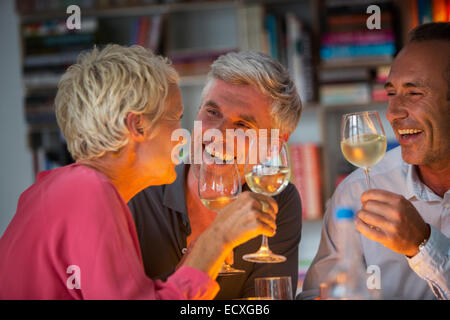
[432, 0, 449, 21]
[321, 30, 395, 46]
[289, 144, 323, 220]
[320, 43, 395, 60]
[265, 14, 278, 60]
[418, 0, 433, 24]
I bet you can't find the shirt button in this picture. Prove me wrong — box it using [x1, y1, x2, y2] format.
[181, 248, 188, 255]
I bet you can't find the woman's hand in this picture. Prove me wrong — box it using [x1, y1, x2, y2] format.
[183, 191, 278, 279]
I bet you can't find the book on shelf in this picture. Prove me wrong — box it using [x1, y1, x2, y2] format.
[417, 0, 450, 24]
[237, 4, 266, 53]
[408, 0, 449, 28]
[168, 48, 236, 77]
[320, 43, 396, 61]
[372, 83, 389, 102]
[375, 65, 391, 83]
[320, 82, 371, 106]
[22, 17, 99, 70]
[16, 0, 96, 15]
[264, 14, 279, 61]
[431, 0, 450, 21]
[321, 29, 395, 46]
[289, 143, 323, 221]
[326, 12, 393, 29]
[285, 13, 315, 104]
[319, 67, 370, 84]
[130, 15, 162, 52]
[320, 1, 398, 65]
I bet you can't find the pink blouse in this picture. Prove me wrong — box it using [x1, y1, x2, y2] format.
[0, 164, 219, 299]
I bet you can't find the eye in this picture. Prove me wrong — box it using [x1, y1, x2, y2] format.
[386, 91, 396, 97]
[236, 121, 251, 129]
[207, 109, 218, 116]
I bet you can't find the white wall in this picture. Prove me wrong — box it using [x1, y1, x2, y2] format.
[0, 0, 33, 236]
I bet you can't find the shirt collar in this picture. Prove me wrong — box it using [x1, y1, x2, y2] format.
[404, 162, 445, 202]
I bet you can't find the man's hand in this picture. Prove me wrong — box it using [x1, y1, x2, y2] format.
[355, 189, 430, 257]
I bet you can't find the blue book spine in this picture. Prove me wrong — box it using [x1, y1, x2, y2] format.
[320, 43, 396, 60]
[418, 0, 433, 24]
[265, 14, 278, 60]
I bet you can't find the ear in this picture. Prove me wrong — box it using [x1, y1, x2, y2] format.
[281, 132, 290, 143]
[125, 112, 147, 142]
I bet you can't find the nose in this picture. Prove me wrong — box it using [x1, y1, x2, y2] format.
[386, 96, 408, 123]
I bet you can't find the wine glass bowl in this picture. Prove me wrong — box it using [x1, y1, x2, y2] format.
[340, 111, 387, 188]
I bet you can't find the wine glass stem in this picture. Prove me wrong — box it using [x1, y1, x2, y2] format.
[364, 167, 371, 189]
[260, 236, 270, 252]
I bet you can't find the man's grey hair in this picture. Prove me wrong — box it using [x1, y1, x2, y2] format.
[202, 51, 303, 135]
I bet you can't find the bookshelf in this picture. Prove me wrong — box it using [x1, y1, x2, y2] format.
[16, 0, 442, 220]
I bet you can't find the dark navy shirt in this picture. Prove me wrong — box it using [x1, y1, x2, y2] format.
[128, 163, 302, 299]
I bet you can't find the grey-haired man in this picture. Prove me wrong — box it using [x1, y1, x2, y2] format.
[129, 51, 304, 299]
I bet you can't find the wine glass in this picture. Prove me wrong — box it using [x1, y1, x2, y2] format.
[242, 139, 290, 263]
[255, 276, 293, 300]
[198, 150, 245, 275]
[340, 111, 387, 188]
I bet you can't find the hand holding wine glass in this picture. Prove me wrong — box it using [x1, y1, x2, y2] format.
[243, 139, 291, 263]
[198, 154, 245, 275]
[183, 190, 278, 280]
[340, 111, 387, 188]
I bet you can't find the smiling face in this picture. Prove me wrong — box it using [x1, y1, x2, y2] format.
[385, 40, 450, 169]
[192, 79, 277, 178]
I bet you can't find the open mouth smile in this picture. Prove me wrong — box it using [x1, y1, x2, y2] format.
[397, 128, 424, 143]
[204, 143, 236, 163]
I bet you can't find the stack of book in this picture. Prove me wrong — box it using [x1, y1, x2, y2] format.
[318, 66, 372, 106]
[289, 143, 323, 221]
[262, 12, 316, 104]
[23, 17, 99, 128]
[320, 0, 397, 67]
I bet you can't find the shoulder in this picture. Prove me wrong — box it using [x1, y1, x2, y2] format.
[39, 164, 123, 221]
[37, 164, 114, 194]
[127, 185, 166, 222]
[275, 182, 301, 206]
[129, 184, 165, 207]
[273, 182, 302, 226]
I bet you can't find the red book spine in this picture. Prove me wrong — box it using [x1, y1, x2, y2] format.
[322, 30, 395, 46]
[289, 144, 323, 220]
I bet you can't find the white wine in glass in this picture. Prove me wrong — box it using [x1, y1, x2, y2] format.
[198, 155, 245, 276]
[340, 111, 387, 188]
[243, 141, 290, 263]
[200, 196, 239, 212]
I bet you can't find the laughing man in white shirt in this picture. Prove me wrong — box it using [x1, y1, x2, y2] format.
[299, 22, 450, 300]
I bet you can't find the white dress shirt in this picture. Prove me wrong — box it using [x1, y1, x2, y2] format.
[298, 146, 450, 300]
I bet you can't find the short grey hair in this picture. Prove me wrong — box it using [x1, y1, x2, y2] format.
[202, 51, 302, 135]
[55, 44, 178, 160]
